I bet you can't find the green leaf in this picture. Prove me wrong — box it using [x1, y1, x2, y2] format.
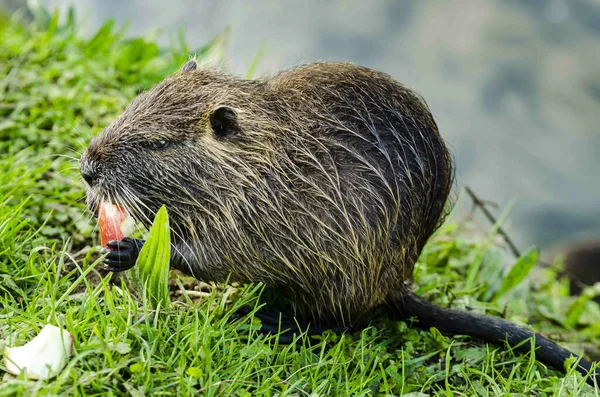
[128, 205, 171, 309]
[492, 247, 539, 302]
[186, 367, 203, 378]
[565, 282, 600, 327]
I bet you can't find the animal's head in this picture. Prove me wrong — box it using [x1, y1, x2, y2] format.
[80, 60, 278, 229]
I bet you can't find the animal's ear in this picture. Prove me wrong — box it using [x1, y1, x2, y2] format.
[181, 59, 197, 73]
[210, 106, 240, 138]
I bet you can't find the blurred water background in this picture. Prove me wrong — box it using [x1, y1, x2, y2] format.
[3, 0, 600, 255]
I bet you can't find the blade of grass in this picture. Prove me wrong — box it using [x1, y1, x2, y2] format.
[128, 205, 171, 309]
[245, 41, 268, 79]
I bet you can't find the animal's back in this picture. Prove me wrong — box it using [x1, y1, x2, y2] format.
[254, 63, 453, 325]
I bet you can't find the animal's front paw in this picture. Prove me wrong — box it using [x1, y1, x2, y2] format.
[101, 237, 144, 272]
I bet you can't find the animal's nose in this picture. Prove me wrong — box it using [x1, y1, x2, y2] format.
[79, 157, 99, 187]
[81, 168, 98, 186]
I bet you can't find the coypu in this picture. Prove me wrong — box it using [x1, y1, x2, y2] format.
[80, 60, 599, 386]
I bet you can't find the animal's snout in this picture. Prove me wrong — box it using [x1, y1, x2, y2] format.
[80, 138, 107, 187]
[79, 154, 99, 187]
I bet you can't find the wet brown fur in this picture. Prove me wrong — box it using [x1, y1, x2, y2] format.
[81, 61, 453, 327]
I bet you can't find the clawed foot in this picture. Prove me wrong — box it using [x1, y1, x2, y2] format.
[100, 237, 144, 272]
[233, 306, 346, 344]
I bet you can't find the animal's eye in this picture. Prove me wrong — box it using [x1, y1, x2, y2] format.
[144, 139, 170, 150]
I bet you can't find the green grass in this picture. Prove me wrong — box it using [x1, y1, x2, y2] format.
[1, 10, 599, 396]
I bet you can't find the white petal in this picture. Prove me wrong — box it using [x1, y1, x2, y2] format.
[3, 324, 73, 380]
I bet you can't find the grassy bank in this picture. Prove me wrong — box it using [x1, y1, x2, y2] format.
[0, 11, 599, 396]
